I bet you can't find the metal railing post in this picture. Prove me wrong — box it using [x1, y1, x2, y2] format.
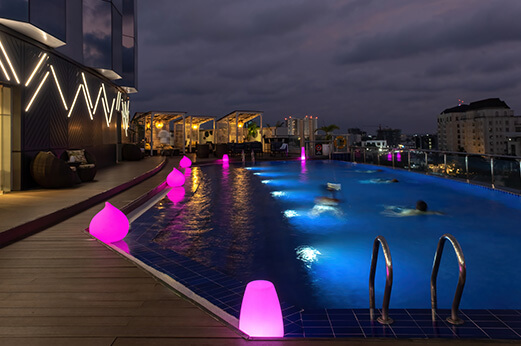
[369, 236, 393, 325]
[431, 234, 466, 325]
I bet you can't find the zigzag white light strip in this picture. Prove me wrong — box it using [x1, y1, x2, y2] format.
[67, 84, 83, 118]
[81, 83, 93, 120]
[0, 40, 20, 84]
[81, 72, 93, 109]
[116, 91, 121, 111]
[93, 86, 103, 114]
[25, 53, 47, 87]
[25, 71, 49, 112]
[50, 65, 68, 111]
[0, 51, 10, 81]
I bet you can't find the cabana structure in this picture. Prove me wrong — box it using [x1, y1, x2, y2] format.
[216, 110, 263, 144]
[133, 111, 186, 155]
[172, 115, 216, 153]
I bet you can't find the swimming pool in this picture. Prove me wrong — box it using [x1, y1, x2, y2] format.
[133, 160, 521, 311]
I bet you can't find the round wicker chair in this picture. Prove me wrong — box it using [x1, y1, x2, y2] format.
[30, 151, 80, 188]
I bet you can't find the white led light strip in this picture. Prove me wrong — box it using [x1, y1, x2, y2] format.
[50, 65, 68, 111]
[25, 53, 47, 87]
[0, 40, 20, 84]
[25, 71, 49, 112]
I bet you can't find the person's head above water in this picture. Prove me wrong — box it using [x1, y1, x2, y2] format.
[416, 200, 428, 212]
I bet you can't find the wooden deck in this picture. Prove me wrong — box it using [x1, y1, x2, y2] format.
[0, 156, 505, 345]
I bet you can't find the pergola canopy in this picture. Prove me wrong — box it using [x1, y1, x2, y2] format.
[216, 110, 263, 143]
[133, 111, 186, 124]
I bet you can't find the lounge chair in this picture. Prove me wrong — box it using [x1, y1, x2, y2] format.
[60, 149, 97, 182]
[30, 151, 80, 188]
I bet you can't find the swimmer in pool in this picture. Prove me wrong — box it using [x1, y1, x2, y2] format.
[382, 200, 443, 217]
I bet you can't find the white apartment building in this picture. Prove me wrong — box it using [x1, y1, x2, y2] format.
[285, 116, 318, 136]
[437, 98, 521, 155]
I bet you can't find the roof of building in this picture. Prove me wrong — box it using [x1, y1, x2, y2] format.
[441, 98, 510, 114]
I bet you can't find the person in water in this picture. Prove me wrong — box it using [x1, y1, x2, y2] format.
[382, 200, 443, 217]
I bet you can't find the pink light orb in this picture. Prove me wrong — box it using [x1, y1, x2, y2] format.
[239, 280, 284, 337]
[167, 187, 185, 204]
[183, 167, 192, 177]
[397, 151, 402, 162]
[112, 240, 130, 254]
[223, 154, 229, 163]
[89, 202, 129, 243]
[300, 147, 306, 160]
[167, 168, 185, 187]
[180, 155, 192, 168]
[387, 152, 392, 161]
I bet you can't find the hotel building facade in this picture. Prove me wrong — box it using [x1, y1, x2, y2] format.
[0, 0, 137, 192]
[437, 98, 521, 155]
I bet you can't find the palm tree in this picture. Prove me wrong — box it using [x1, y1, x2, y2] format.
[316, 124, 340, 140]
[245, 121, 259, 141]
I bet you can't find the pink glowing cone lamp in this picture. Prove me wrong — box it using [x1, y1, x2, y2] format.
[223, 154, 229, 163]
[180, 155, 192, 168]
[397, 151, 402, 162]
[387, 152, 392, 161]
[167, 187, 185, 204]
[89, 202, 129, 243]
[167, 168, 185, 187]
[239, 280, 284, 337]
[300, 147, 306, 160]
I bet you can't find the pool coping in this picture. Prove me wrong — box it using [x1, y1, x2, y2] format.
[91, 161, 521, 341]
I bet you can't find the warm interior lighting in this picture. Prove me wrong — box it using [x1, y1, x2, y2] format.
[239, 280, 284, 337]
[180, 156, 192, 168]
[238, 122, 243, 128]
[167, 168, 185, 187]
[89, 202, 129, 243]
[50, 65, 68, 110]
[155, 122, 164, 129]
[25, 53, 47, 87]
[0, 40, 19, 84]
[25, 71, 49, 112]
[192, 124, 198, 130]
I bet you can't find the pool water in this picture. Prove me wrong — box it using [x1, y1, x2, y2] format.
[145, 160, 521, 310]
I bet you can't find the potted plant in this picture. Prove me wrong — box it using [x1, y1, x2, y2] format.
[316, 124, 339, 155]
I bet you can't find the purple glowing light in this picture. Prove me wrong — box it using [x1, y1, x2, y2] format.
[301, 147, 306, 160]
[180, 156, 192, 168]
[113, 240, 130, 254]
[387, 152, 392, 161]
[397, 151, 402, 162]
[167, 187, 185, 204]
[223, 154, 229, 163]
[89, 202, 129, 243]
[239, 280, 284, 337]
[167, 168, 185, 187]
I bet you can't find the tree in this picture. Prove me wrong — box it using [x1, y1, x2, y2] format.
[316, 124, 340, 140]
[245, 121, 259, 141]
[265, 121, 284, 136]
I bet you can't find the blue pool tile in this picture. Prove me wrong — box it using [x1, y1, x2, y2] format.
[473, 320, 508, 328]
[303, 328, 334, 337]
[452, 328, 489, 339]
[301, 313, 329, 321]
[362, 327, 395, 338]
[482, 328, 520, 339]
[391, 327, 426, 338]
[492, 310, 521, 316]
[302, 320, 331, 328]
[331, 326, 364, 335]
[495, 315, 521, 323]
[390, 319, 420, 328]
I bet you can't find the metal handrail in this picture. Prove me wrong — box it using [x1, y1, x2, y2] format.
[369, 235, 393, 324]
[430, 233, 466, 325]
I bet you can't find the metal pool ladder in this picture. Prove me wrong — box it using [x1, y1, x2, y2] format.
[369, 235, 394, 324]
[430, 233, 466, 325]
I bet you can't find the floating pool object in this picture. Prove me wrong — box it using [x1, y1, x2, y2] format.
[180, 155, 192, 168]
[301, 147, 306, 160]
[89, 202, 129, 243]
[239, 280, 284, 337]
[167, 168, 185, 187]
[167, 187, 185, 204]
[223, 154, 229, 163]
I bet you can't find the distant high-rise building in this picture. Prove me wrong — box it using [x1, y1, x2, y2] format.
[437, 98, 521, 155]
[413, 134, 438, 150]
[285, 116, 317, 137]
[376, 128, 401, 147]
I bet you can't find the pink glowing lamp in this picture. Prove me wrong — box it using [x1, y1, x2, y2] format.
[180, 156, 192, 168]
[223, 154, 229, 163]
[300, 147, 306, 160]
[167, 187, 185, 204]
[89, 202, 129, 243]
[112, 240, 130, 254]
[387, 152, 392, 161]
[167, 168, 185, 187]
[239, 280, 284, 337]
[397, 151, 402, 162]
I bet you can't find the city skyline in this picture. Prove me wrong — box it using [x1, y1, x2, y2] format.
[132, 0, 521, 134]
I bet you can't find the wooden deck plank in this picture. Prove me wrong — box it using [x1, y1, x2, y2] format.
[0, 337, 115, 346]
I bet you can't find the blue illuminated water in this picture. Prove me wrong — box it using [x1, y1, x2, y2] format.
[151, 160, 521, 310]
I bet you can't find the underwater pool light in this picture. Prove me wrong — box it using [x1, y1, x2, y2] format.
[167, 168, 185, 187]
[239, 280, 284, 337]
[180, 156, 192, 168]
[89, 202, 129, 243]
[284, 210, 299, 218]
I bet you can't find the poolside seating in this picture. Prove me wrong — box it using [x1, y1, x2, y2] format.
[122, 143, 144, 161]
[271, 141, 288, 156]
[60, 149, 97, 182]
[30, 151, 80, 188]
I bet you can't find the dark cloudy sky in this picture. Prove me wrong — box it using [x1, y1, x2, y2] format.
[131, 0, 521, 134]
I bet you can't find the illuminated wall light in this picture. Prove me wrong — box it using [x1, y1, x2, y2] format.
[116, 91, 121, 111]
[50, 65, 68, 110]
[25, 53, 47, 87]
[155, 121, 164, 129]
[239, 280, 284, 337]
[67, 84, 83, 117]
[107, 98, 115, 127]
[81, 72, 93, 109]
[0, 55, 10, 81]
[93, 86, 103, 114]
[81, 84, 94, 119]
[25, 71, 49, 112]
[0, 40, 20, 84]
